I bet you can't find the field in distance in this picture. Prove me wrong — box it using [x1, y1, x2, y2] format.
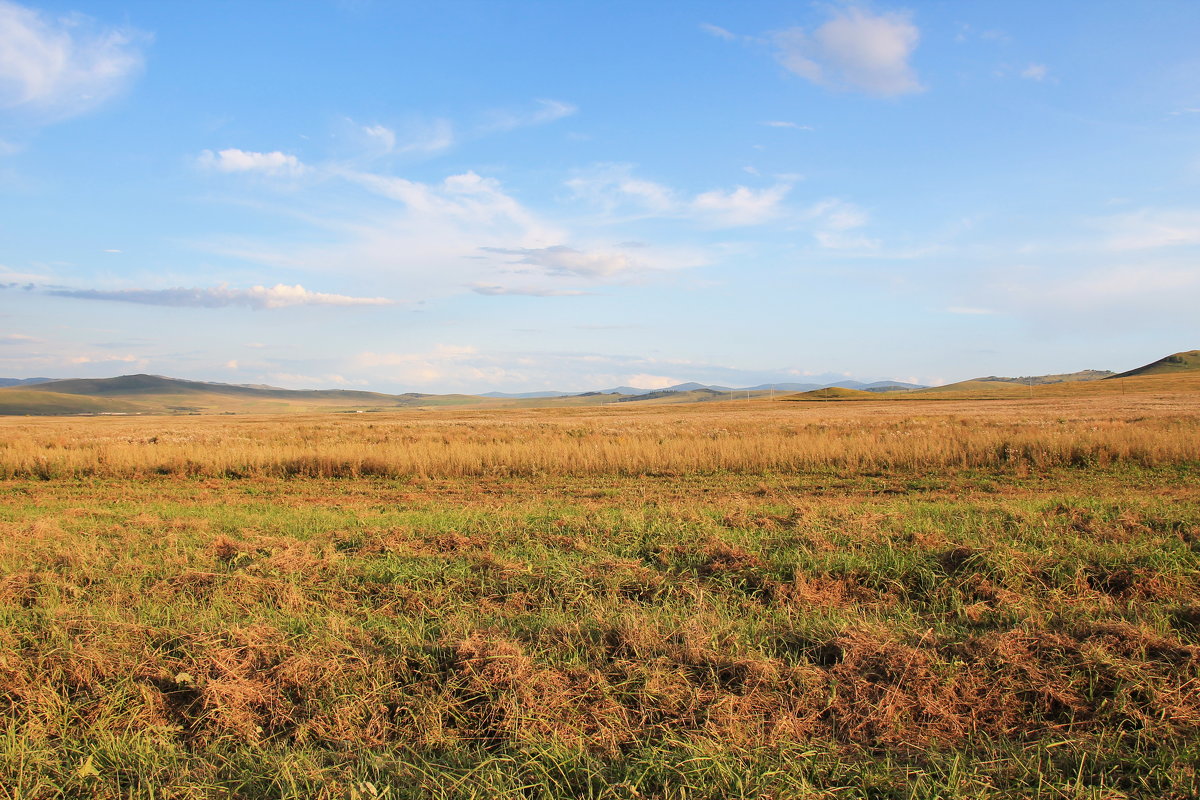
[1, 388, 1198, 798]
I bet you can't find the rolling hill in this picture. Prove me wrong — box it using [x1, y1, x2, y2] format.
[973, 369, 1114, 385]
[1, 350, 1195, 415]
[785, 387, 880, 401]
[1113, 350, 1200, 378]
[0, 374, 452, 415]
[0, 390, 144, 416]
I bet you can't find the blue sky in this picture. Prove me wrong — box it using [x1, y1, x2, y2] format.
[1, 0, 1198, 392]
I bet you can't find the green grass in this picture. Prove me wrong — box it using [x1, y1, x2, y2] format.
[1, 466, 1198, 799]
[0, 390, 143, 416]
[1115, 349, 1200, 378]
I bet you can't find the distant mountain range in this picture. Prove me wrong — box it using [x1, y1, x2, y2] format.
[0, 350, 1195, 415]
[0, 377, 56, 387]
[483, 379, 927, 399]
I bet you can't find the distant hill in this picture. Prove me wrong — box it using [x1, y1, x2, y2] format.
[479, 390, 575, 399]
[0, 377, 57, 387]
[1113, 350, 1200, 378]
[0, 389, 143, 416]
[2, 353, 1193, 415]
[785, 387, 879, 401]
[913, 380, 1032, 396]
[0, 374, 460, 415]
[617, 388, 725, 403]
[744, 382, 821, 392]
[974, 370, 1114, 386]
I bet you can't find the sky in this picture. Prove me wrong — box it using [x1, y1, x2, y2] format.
[1, 0, 1198, 392]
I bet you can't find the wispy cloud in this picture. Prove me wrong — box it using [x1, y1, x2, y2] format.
[470, 284, 590, 297]
[0, 0, 148, 122]
[1095, 208, 1200, 250]
[566, 163, 676, 215]
[1020, 63, 1048, 81]
[568, 163, 794, 228]
[41, 283, 393, 309]
[699, 22, 737, 41]
[480, 98, 577, 133]
[198, 148, 307, 176]
[773, 6, 923, 97]
[807, 198, 878, 249]
[481, 245, 641, 279]
[0, 333, 40, 344]
[692, 183, 792, 226]
[357, 118, 454, 155]
[761, 120, 813, 130]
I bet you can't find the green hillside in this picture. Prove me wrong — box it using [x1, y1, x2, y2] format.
[0, 390, 142, 416]
[784, 386, 879, 401]
[1113, 349, 1200, 378]
[22, 374, 419, 404]
[974, 369, 1114, 385]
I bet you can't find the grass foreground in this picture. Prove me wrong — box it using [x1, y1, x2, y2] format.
[1, 394, 1198, 798]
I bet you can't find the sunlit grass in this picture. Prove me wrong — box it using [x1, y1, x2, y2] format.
[1, 394, 1198, 798]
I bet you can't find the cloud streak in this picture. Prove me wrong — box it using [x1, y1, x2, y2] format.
[480, 98, 577, 132]
[470, 284, 590, 297]
[42, 283, 393, 309]
[482, 245, 642, 279]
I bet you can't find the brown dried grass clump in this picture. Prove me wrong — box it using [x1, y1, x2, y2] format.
[0, 570, 41, 608]
[209, 535, 246, 564]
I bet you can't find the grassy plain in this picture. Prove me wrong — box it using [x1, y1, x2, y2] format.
[1, 390, 1198, 798]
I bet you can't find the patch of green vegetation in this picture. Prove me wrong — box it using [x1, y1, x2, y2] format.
[1115, 349, 1200, 378]
[0, 389, 140, 416]
[1, 467, 1198, 798]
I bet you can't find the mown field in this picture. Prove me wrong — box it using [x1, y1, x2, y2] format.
[1, 393, 1198, 799]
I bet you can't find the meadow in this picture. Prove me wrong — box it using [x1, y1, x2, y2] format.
[1, 392, 1198, 798]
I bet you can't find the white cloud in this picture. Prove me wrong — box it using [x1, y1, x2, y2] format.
[480, 98, 577, 133]
[807, 198, 878, 249]
[366, 118, 454, 154]
[570, 164, 795, 228]
[626, 374, 684, 390]
[354, 345, 510, 386]
[470, 283, 590, 297]
[773, 6, 922, 97]
[44, 283, 393, 309]
[692, 183, 791, 227]
[566, 163, 676, 214]
[699, 23, 737, 41]
[0, 333, 39, 344]
[1098, 208, 1200, 250]
[481, 245, 641, 279]
[68, 353, 143, 365]
[0, 0, 147, 121]
[362, 123, 396, 152]
[198, 148, 307, 177]
[761, 120, 813, 130]
[1020, 63, 1048, 81]
[946, 306, 996, 315]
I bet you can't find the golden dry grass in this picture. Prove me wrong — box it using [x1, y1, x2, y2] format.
[2, 388, 1199, 798]
[0, 390, 1196, 479]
